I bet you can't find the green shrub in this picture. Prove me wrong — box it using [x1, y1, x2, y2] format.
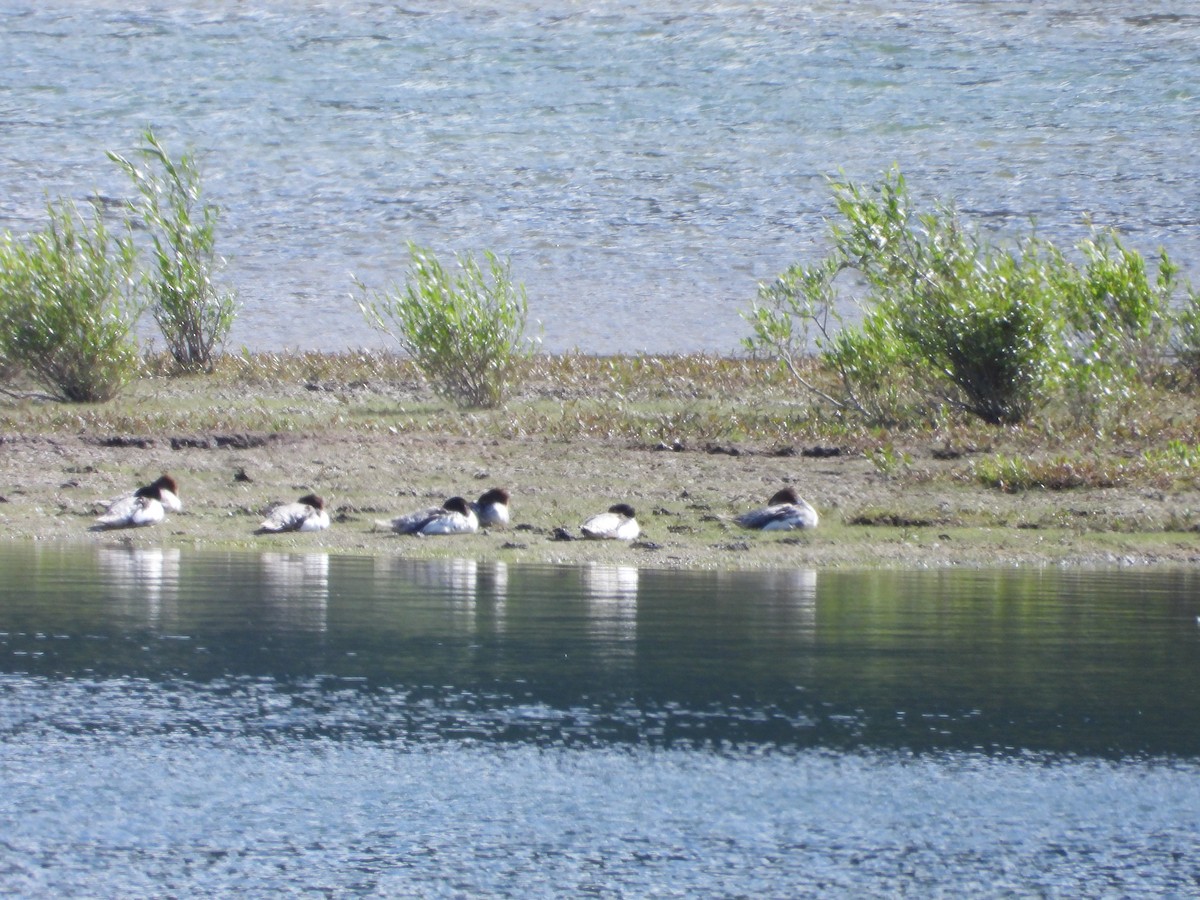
[745, 169, 1064, 425]
[1050, 232, 1175, 421]
[356, 243, 536, 408]
[1170, 283, 1200, 381]
[108, 129, 237, 373]
[745, 168, 1194, 428]
[970, 453, 1133, 492]
[0, 198, 142, 402]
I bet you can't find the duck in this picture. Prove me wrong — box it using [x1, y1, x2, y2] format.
[735, 486, 819, 531]
[92, 480, 173, 530]
[146, 473, 183, 513]
[255, 494, 331, 534]
[581, 503, 640, 541]
[472, 487, 511, 528]
[376, 496, 479, 536]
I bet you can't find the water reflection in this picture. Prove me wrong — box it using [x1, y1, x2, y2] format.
[370, 557, 510, 635]
[582, 564, 638, 650]
[5, 549, 1200, 895]
[1, 546, 1199, 759]
[373, 557, 509, 602]
[717, 567, 818, 634]
[96, 546, 180, 624]
[259, 552, 329, 633]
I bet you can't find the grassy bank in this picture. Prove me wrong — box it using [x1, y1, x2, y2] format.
[1, 352, 1199, 569]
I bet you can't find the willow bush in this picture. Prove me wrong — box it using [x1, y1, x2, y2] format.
[745, 168, 1192, 427]
[356, 243, 536, 408]
[746, 169, 1064, 425]
[109, 129, 237, 373]
[1172, 287, 1200, 381]
[0, 199, 142, 402]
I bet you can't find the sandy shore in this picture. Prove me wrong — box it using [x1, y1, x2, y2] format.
[3, 424, 1198, 569]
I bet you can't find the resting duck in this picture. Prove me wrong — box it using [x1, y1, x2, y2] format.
[735, 487, 819, 531]
[255, 494, 331, 534]
[145, 474, 183, 513]
[581, 503, 640, 541]
[472, 487, 511, 528]
[93, 479, 176, 530]
[377, 496, 479, 536]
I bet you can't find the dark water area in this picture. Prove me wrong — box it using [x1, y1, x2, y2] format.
[2, 545, 1199, 895]
[2, 1, 1197, 353]
[3, 547, 1199, 757]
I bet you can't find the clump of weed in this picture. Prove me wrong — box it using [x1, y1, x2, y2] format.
[356, 243, 537, 409]
[0, 198, 142, 402]
[969, 453, 1140, 492]
[109, 129, 237, 373]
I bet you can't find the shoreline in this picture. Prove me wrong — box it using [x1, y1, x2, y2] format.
[2, 353, 1198, 571]
[2, 429, 1198, 571]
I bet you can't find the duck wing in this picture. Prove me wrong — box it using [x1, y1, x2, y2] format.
[257, 502, 312, 533]
[94, 495, 163, 529]
[380, 505, 446, 535]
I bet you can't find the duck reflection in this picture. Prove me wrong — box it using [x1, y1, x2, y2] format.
[582, 564, 639, 652]
[259, 552, 330, 633]
[372, 557, 510, 630]
[716, 568, 818, 634]
[97, 546, 181, 623]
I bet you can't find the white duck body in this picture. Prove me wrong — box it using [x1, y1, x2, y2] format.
[93, 484, 167, 530]
[379, 497, 478, 536]
[736, 487, 819, 531]
[581, 503, 640, 541]
[472, 488, 511, 529]
[256, 494, 331, 534]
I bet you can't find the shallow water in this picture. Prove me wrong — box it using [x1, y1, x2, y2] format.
[2, 1, 1197, 353]
[2, 545, 1199, 895]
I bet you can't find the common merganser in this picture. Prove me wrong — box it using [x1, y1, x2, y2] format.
[377, 496, 479, 536]
[93, 481, 172, 530]
[472, 487, 511, 528]
[146, 474, 183, 513]
[735, 487, 819, 531]
[255, 494, 331, 534]
[96, 473, 181, 520]
[581, 503, 640, 541]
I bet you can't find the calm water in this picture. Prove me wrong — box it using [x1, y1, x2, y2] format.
[2, 544, 1200, 896]
[1, 1, 1197, 353]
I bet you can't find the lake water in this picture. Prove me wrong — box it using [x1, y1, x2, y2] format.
[2, 1, 1197, 353]
[2, 544, 1199, 896]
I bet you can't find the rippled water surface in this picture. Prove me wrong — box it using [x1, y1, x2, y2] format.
[2, 545, 1200, 896]
[2, 1, 1197, 352]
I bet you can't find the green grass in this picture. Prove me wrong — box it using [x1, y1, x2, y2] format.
[4, 349, 1200, 497]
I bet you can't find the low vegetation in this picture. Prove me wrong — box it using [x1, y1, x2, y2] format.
[0, 198, 142, 402]
[1, 347, 1198, 565]
[3, 349, 1199, 492]
[109, 129, 237, 373]
[356, 243, 537, 409]
[744, 167, 1200, 429]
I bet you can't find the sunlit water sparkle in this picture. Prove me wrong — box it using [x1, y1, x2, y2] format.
[2, 546, 1200, 895]
[2, 0, 1197, 353]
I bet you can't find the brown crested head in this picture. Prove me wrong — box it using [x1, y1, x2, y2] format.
[767, 487, 800, 506]
[443, 496, 471, 515]
[151, 473, 179, 495]
[609, 503, 636, 518]
[477, 487, 510, 506]
[298, 493, 324, 510]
